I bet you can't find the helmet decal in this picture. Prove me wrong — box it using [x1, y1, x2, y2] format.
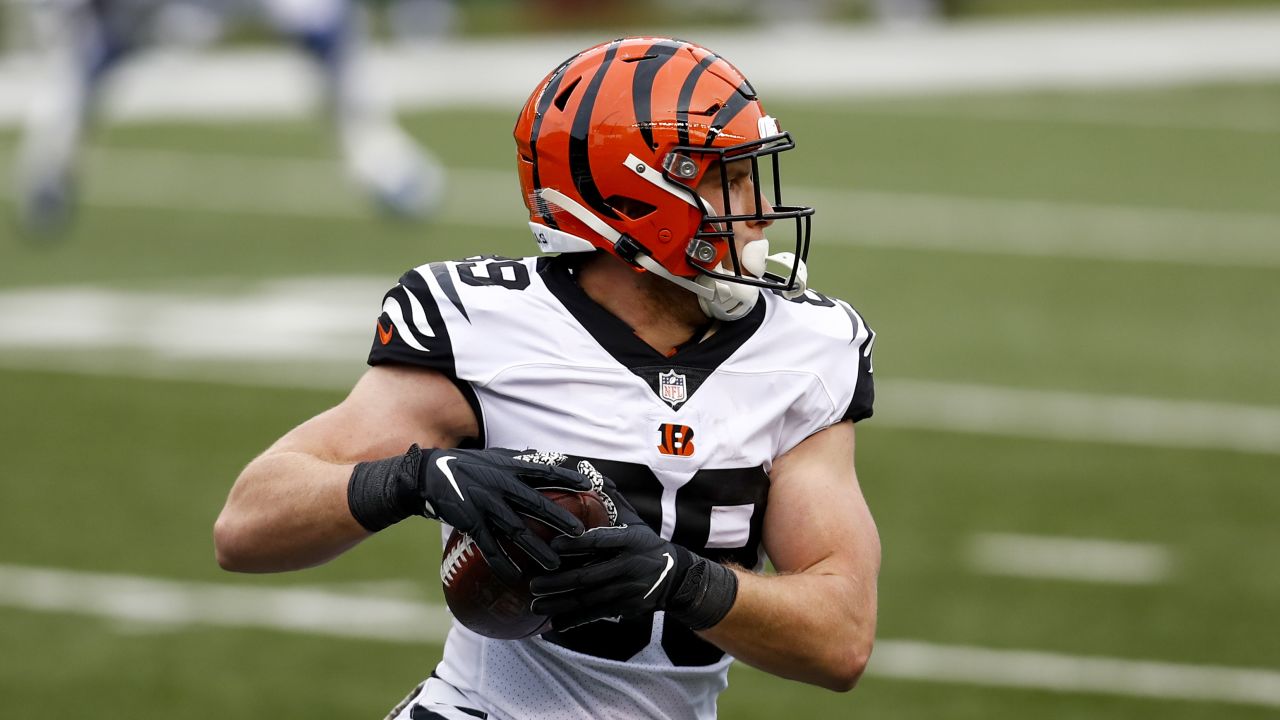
[525, 55, 577, 230]
[632, 39, 682, 153]
[675, 53, 720, 148]
[702, 85, 755, 147]
[569, 40, 623, 222]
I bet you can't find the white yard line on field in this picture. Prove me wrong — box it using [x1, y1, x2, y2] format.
[0, 563, 452, 644]
[878, 379, 1280, 456]
[0, 281, 1277, 455]
[835, 102, 1280, 134]
[2, 563, 1278, 708]
[870, 640, 1280, 709]
[2, 147, 1279, 269]
[967, 533, 1173, 584]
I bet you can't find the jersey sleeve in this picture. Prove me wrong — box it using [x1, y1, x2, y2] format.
[367, 266, 458, 380]
[764, 290, 877, 458]
[843, 302, 876, 423]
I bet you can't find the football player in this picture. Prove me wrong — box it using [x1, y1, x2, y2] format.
[12, 0, 442, 236]
[215, 37, 880, 720]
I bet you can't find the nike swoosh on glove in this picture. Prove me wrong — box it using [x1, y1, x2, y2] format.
[348, 445, 592, 585]
[528, 522, 738, 632]
[418, 447, 593, 583]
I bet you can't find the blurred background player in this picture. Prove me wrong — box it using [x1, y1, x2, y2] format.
[11, 0, 444, 236]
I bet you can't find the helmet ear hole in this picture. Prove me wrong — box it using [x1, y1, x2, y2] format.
[605, 195, 657, 221]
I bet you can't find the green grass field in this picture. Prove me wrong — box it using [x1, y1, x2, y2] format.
[1, 78, 1278, 719]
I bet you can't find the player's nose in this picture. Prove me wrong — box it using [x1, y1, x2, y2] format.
[747, 191, 774, 229]
[745, 213, 773, 233]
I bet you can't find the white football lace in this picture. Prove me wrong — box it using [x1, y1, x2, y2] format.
[440, 534, 475, 587]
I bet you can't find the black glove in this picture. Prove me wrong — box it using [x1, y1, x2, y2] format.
[528, 515, 739, 632]
[348, 445, 591, 584]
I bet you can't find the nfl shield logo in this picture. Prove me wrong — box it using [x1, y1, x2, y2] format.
[658, 370, 688, 408]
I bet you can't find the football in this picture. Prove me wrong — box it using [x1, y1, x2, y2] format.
[440, 488, 613, 639]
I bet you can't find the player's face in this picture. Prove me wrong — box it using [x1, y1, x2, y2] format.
[696, 158, 775, 266]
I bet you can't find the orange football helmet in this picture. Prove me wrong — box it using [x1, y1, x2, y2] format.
[514, 37, 813, 320]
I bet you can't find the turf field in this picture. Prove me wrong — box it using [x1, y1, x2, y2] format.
[1, 77, 1278, 719]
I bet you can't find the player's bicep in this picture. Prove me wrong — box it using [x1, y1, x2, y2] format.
[269, 365, 479, 463]
[762, 421, 880, 578]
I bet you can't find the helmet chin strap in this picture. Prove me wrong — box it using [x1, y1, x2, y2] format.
[537, 188, 805, 321]
[636, 253, 758, 321]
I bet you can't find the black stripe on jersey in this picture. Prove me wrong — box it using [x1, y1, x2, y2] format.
[835, 298, 863, 345]
[410, 704, 487, 720]
[676, 53, 719, 147]
[368, 270, 455, 377]
[843, 301, 876, 423]
[429, 262, 469, 323]
[538, 256, 764, 409]
[631, 39, 680, 151]
[396, 278, 444, 348]
[846, 375, 875, 423]
[528, 53, 577, 229]
[568, 41, 622, 221]
[701, 82, 754, 148]
[451, 377, 485, 450]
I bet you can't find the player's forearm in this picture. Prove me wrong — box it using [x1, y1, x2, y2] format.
[214, 451, 371, 573]
[698, 567, 877, 692]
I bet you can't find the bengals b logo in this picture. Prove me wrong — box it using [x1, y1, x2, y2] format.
[657, 423, 695, 457]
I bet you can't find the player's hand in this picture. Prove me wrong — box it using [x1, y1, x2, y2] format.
[414, 447, 591, 583]
[528, 524, 685, 629]
[528, 522, 738, 632]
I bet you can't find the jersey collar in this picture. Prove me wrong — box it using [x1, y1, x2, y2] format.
[538, 255, 766, 373]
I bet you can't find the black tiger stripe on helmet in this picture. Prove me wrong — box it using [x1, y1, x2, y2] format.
[526, 54, 578, 229]
[675, 52, 720, 148]
[631, 39, 682, 153]
[703, 83, 756, 147]
[567, 40, 625, 221]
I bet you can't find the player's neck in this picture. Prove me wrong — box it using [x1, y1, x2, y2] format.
[576, 253, 711, 356]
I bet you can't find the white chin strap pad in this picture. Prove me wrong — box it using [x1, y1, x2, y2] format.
[692, 238, 769, 321]
[694, 276, 759, 321]
[693, 245, 808, 321]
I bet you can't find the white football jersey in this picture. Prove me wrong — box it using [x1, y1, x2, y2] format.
[369, 255, 875, 720]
